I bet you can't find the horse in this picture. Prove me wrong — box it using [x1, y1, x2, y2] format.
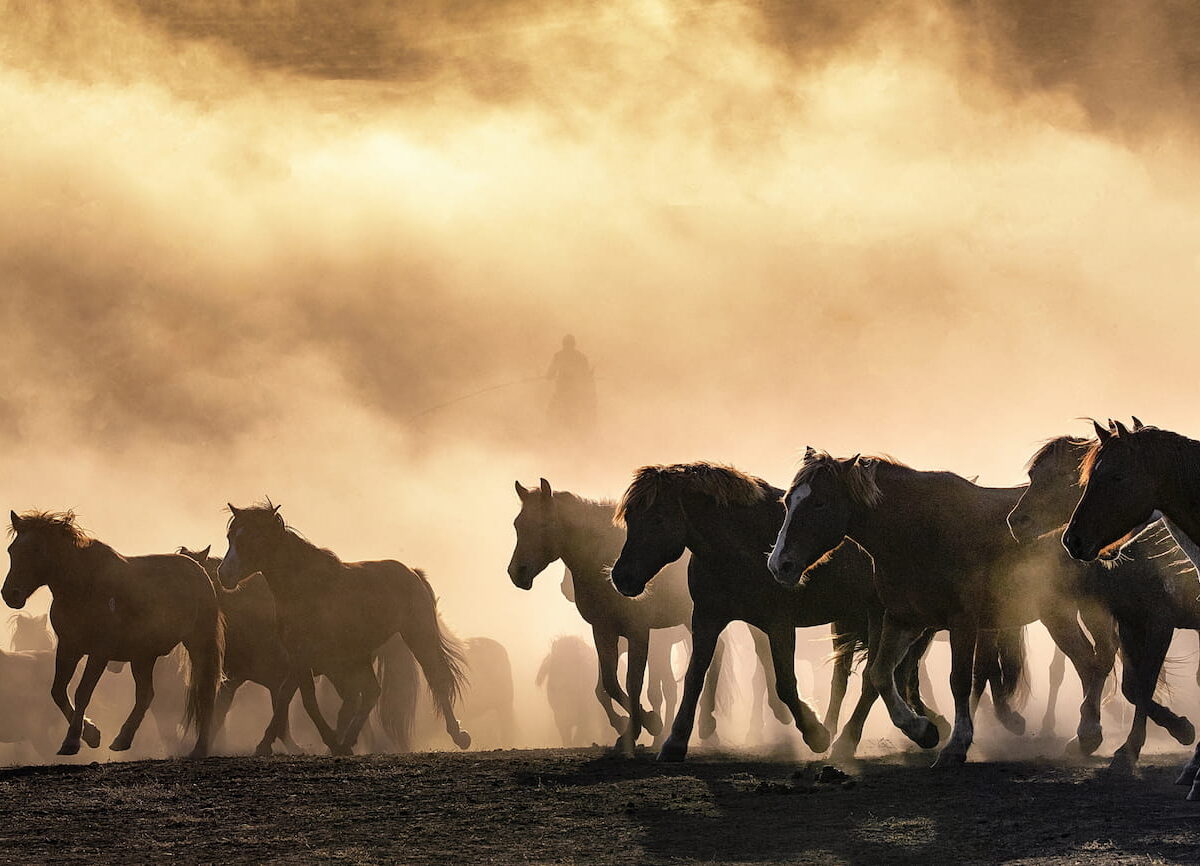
[1010, 433, 1199, 770]
[609, 462, 955, 762]
[537, 635, 608, 745]
[767, 450, 1118, 766]
[509, 478, 787, 754]
[415, 636, 516, 749]
[218, 501, 469, 755]
[9, 612, 53, 652]
[0, 644, 62, 760]
[1, 511, 223, 758]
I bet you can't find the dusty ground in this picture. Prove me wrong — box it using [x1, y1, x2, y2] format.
[1, 746, 1199, 864]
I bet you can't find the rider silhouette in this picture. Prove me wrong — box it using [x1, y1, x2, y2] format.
[546, 335, 596, 433]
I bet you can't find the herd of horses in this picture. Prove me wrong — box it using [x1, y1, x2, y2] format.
[4, 417, 1200, 803]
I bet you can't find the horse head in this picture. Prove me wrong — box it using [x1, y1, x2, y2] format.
[219, 501, 285, 585]
[508, 479, 559, 590]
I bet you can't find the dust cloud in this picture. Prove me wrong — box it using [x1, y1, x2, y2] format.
[2, 0, 1199, 754]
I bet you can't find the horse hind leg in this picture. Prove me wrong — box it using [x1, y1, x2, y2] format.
[1039, 646, 1066, 738]
[111, 657, 157, 752]
[397, 603, 472, 751]
[60, 655, 109, 756]
[336, 664, 382, 754]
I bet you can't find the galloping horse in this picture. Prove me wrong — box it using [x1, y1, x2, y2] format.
[1, 511, 223, 758]
[1063, 419, 1200, 799]
[218, 502, 469, 755]
[768, 451, 1117, 766]
[1010, 434, 1198, 771]
[508, 479, 780, 753]
[609, 462, 952, 761]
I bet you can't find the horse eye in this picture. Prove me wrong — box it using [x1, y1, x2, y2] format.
[812, 500, 826, 510]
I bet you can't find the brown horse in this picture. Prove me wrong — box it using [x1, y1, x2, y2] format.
[1, 511, 223, 758]
[508, 479, 782, 753]
[218, 502, 469, 755]
[1063, 419, 1200, 799]
[610, 462, 955, 761]
[1010, 434, 1198, 770]
[768, 451, 1117, 766]
[537, 635, 608, 746]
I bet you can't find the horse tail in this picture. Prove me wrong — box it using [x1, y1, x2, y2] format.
[375, 635, 419, 752]
[536, 653, 551, 687]
[183, 601, 225, 753]
[400, 568, 469, 725]
[996, 626, 1030, 712]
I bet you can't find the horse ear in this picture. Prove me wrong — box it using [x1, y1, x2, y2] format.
[8, 511, 19, 529]
[539, 478, 552, 499]
[1131, 416, 1144, 431]
[804, 446, 816, 460]
[199, 545, 211, 560]
[271, 502, 282, 514]
[514, 480, 529, 502]
[227, 503, 240, 517]
[1113, 420, 1130, 437]
[1093, 420, 1111, 442]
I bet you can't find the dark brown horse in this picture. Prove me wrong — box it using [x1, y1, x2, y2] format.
[508, 479, 783, 753]
[218, 502, 468, 755]
[1010, 434, 1198, 770]
[609, 462, 952, 761]
[768, 451, 1119, 766]
[1, 511, 223, 758]
[1063, 419, 1200, 799]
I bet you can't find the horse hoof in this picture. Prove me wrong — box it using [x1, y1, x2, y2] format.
[187, 747, 209, 760]
[829, 736, 858, 762]
[698, 714, 716, 740]
[999, 711, 1027, 737]
[803, 723, 831, 754]
[57, 740, 81, 756]
[932, 748, 967, 768]
[1108, 752, 1136, 775]
[452, 730, 472, 750]
[1076, 727, 1103, 756]
[1169, 718, 1197, 746]
[82, 723, 102, 749]
[109, 737, 132, 752]
[908, 718, 941, 750]
[657, 737, 688, 762]
[1175, 764, 1199, 786]
[254, 744, 275, 758]
[643, 711, 663, 737]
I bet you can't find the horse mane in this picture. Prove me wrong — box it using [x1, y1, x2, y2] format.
[9, 510, 90, 546]
[1025, 436, 1092, 474]
[790, 451, 897, 508]
[1081, 425, 1200, 485]
[614, 462, 770, 526]
[228, 501, 344, 569]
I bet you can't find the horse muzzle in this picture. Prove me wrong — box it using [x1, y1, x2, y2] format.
[608, 561, 647, 598]
[507, 564, 534, 590]
[1061, 530, 1099, 562]
[2, 588, 27, 609]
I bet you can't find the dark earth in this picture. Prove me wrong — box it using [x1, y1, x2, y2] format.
[2, 747, 1199, 864]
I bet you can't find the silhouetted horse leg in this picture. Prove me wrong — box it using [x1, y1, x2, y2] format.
[261, 679, 301, 756]
[747, 654, 767, 745]
[297, 667, 343, 754]
[649, 636, 677, 749]
[337, 663, 382, 754]
[49, 645, 101, 750]
[971, 630, 1025, 736]
[1041, 608, 1104, 755]
[1081, 601, 1120, 728]
[212, 678, 243, 754]
[1039, 646, 1066, 737]
[752, 626, 789, 726]
[111, 656, 156, 752]
[766, 624, 829, 753]
[660, 612, 725, 762]
[901, 631, 952, 739]
[932, 623, 977, 767]
[60, 655, 109, 756]
[616, 632, 653, 755]
[696, 633, 725, 742]
[1110, 622, 1193, 773]
[869, 616, 938, 750]
[592, 627, 629, 735]
[830, 611, 884, 760]
[825, 623, 854, 735]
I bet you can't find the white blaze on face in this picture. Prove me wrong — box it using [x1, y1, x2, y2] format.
[768, 483, 812, 576]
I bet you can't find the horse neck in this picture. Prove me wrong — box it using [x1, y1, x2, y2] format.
[1147, 438, 1200, 550]
[47, 540, 115, 599]
[552, 497, 622, 605]
[682, 494, 781, 561]
[259, 534, 331, 594]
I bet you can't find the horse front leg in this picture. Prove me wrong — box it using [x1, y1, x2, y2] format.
[1041, 608, 1104, 755]
[616, 631, 653, 756]
[592, 626, 628, 735]
[825, 622, 854, 735]
[258, 677, 300, 756]
[296, 667, 342, 754]
[337, 663, 381, 754]
[49, 645, 100, 749]
[1039, 646, 1066, 738]
[932, 622, 977, 767]
[830, 610, 883, 760]
[766, 624, 829, 753]
[659, 611, 726, 762]
[868, 615, 938, 750]
[111, 656, 157, 752]
[60, 655, 109, 756]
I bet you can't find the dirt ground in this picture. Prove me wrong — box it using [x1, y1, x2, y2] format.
[1, 745, 1199, 865]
